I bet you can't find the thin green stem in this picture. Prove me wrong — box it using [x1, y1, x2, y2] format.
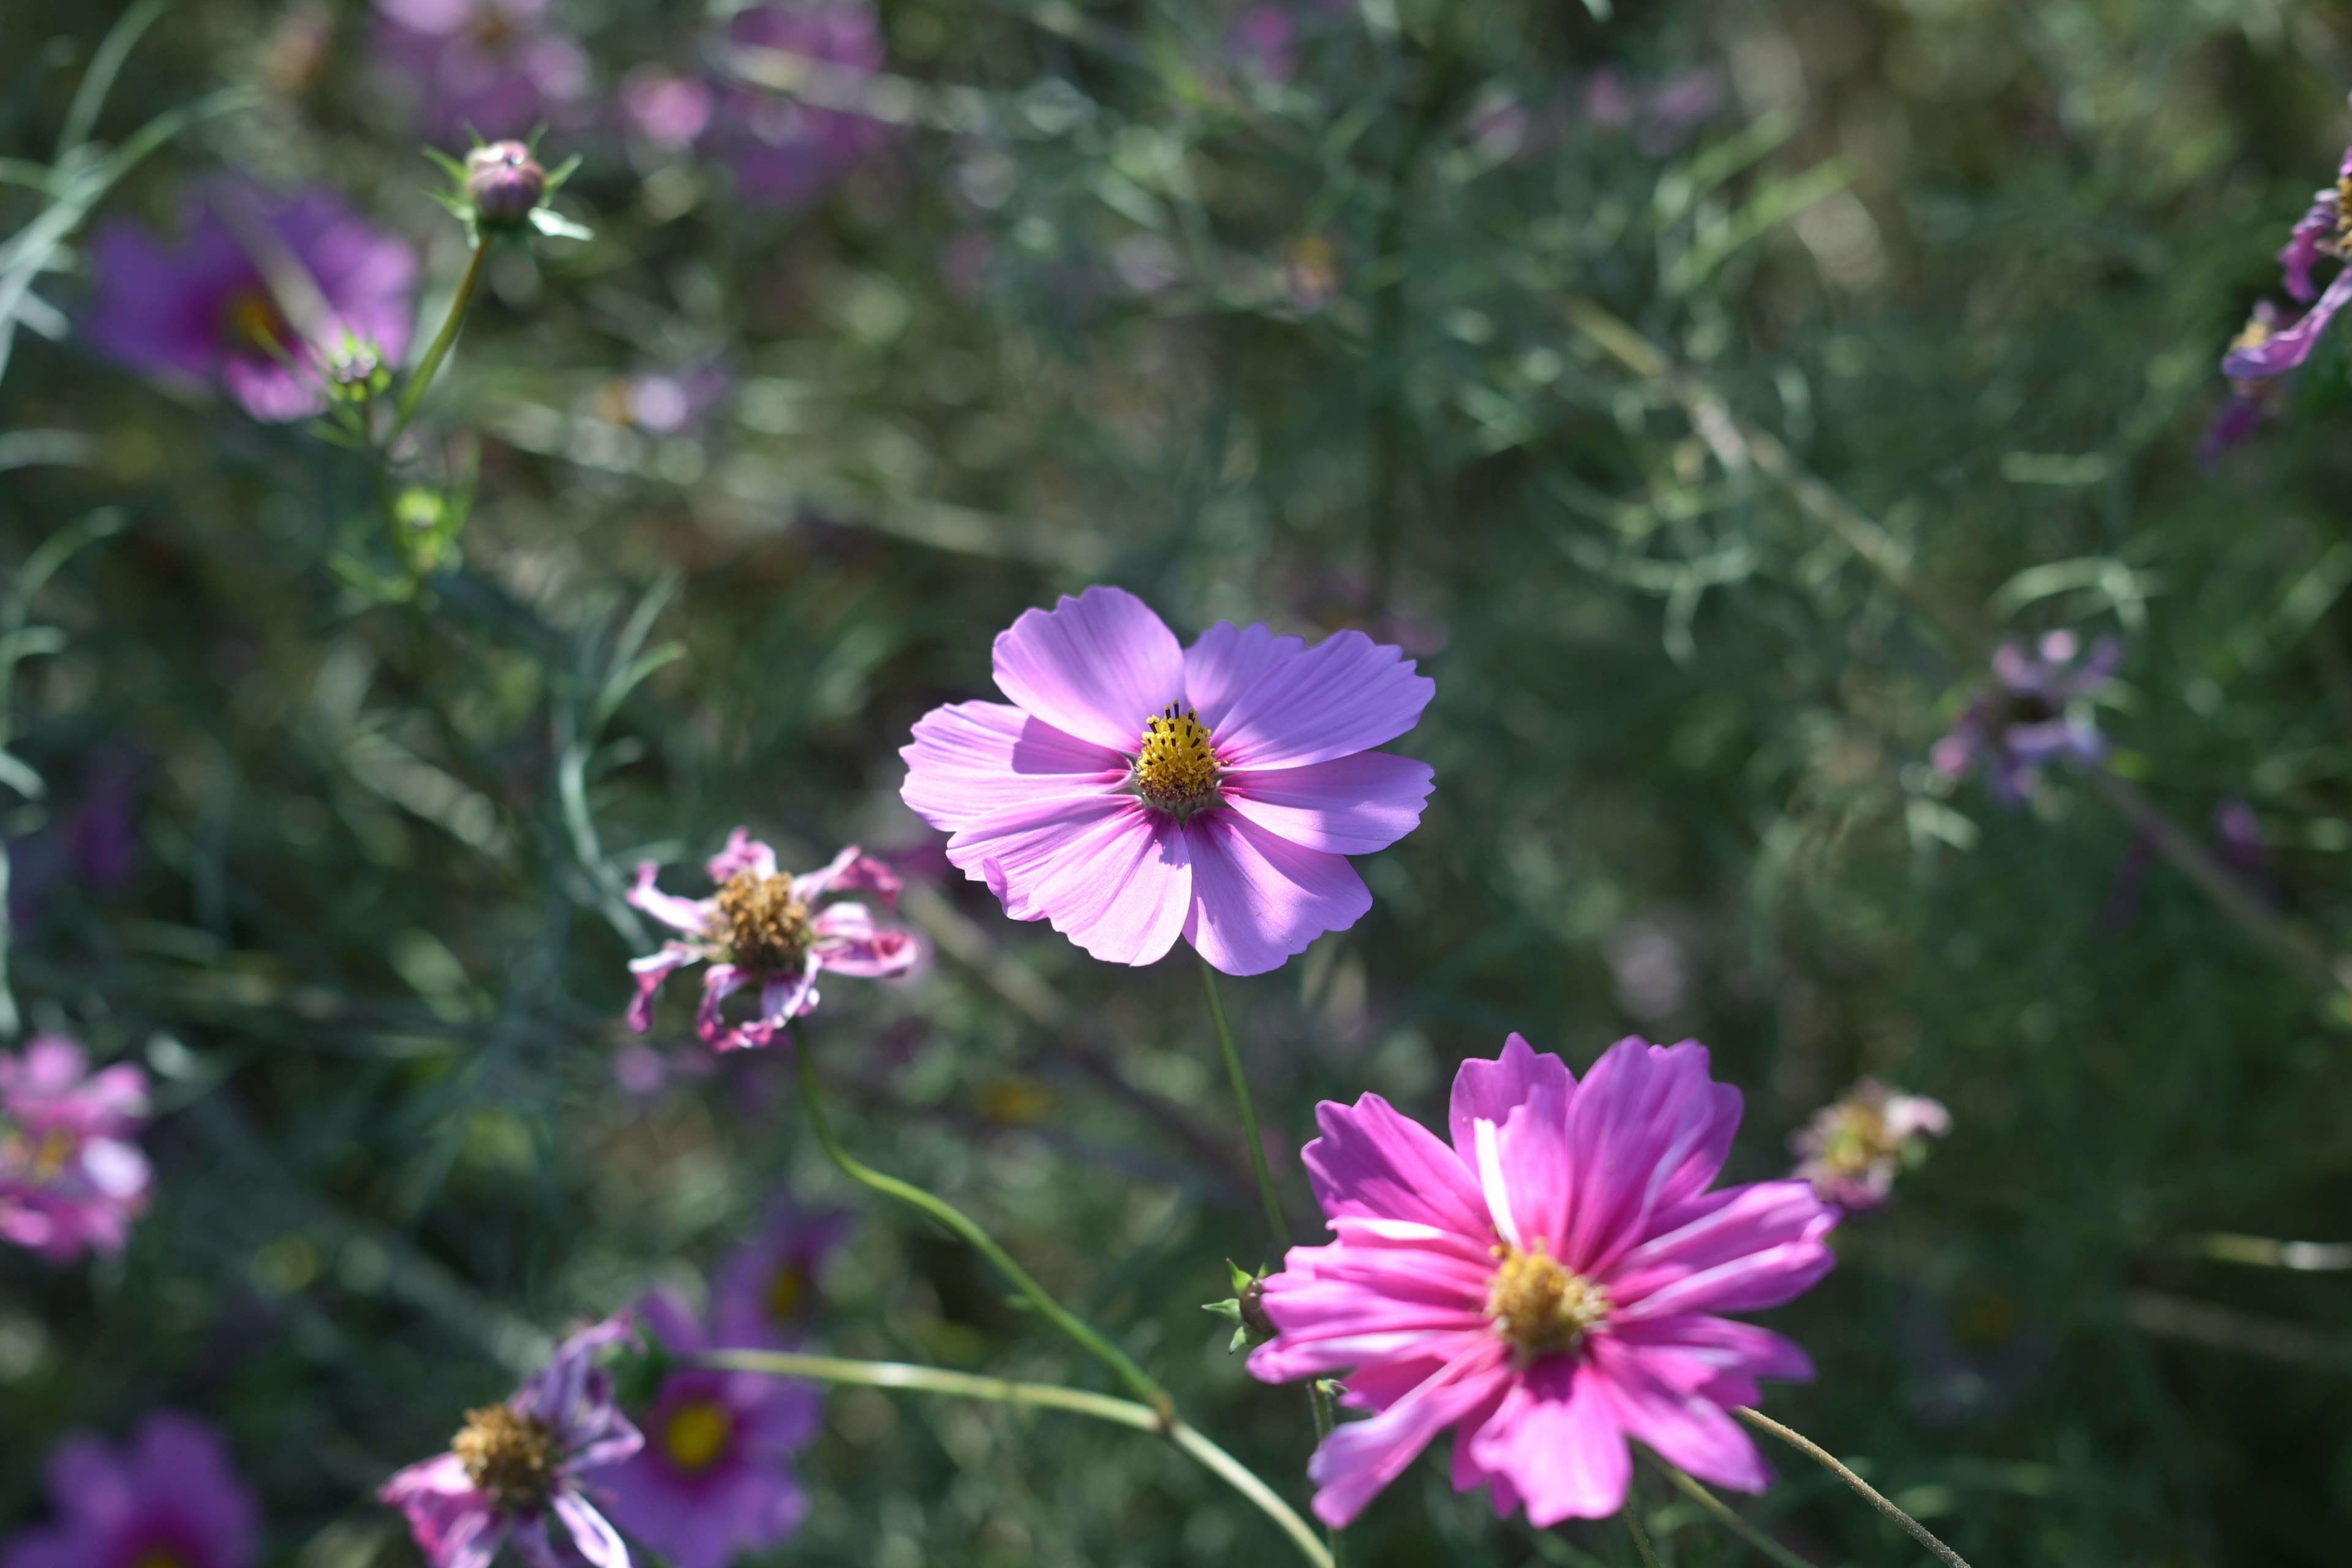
[1621, 1501, 1665, 1568]
[1310, 1379, 1344, 1567]
[790, 1023, 1165, 1410]
[1733, 1407, 1972, 1568]
[701, 1349, 1332, 1568]
[388, 236, 490, 442]
[1199, 958, 1289, 1248]
[1649, 1457, 1818, 1568]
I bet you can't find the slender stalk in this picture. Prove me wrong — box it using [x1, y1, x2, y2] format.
[1649, 1458, 1819, 1568]
[388, 236, 490, 443]
[1309, 1379, 1343, 1567]
[701, 1349, 1332, 1568]
[1621, 1501, 1665, 1568]
[1733, 1407, 1972, 1568]
[1199, 959, 1290, 1248]
[790, 1023, 1165, 1411]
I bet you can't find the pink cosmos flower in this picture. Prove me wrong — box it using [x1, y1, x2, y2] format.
[1248, 1033, 1837, 1528]
[710, 1200, 852, 1351]
[626, 833, 918, 1052]
[899, 586, 1436, 976]
[0, 1036, 151, 1262]
[1790, 1079, 1950, 1212]
[1, 1412, 258, 1568]
[380, 1314, 643, 1568]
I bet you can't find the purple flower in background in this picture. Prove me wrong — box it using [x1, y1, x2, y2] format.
[1248, 1033, 1836, 1527]
[0, 1412, 258, 1568]
[1931, 629, 2120, 807]
[0, 1036, 150, 1262]
[372, 0, 590, 141]
[1790, 1079, 1950, 1212]
[594, 362, 733, 434]
[2218, 127, 2352, 386]
[1228, 6, 1298, 85]
[620, 67, 715, 150]
[586, 1292, 821, 1568]
[380, 1314, 642, 1568]
[900, 586, 1436, 976]
[1639, 69, 1725, 154]
[10, 748, 142, 930]
[626, 835, 918, 1052]
[712, 1201, 852, 1349]
[713, 3, 897, 208]
[2199, 306, 2293, 469]
[85, 181, 417, 423]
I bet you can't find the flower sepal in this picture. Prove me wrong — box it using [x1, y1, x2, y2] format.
[426, 137, 590, 243]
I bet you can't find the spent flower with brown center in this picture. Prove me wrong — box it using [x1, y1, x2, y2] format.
[452, 1404, 560, 1508]
[710, 870, 813, 974]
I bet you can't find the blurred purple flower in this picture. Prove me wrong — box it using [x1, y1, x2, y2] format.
[380, 1314, 642, 1568]
[1584, 68, 1637, 129]
[2219, 128, 2352, 385]
[0, 1412, 258, 1568]
[11, 748, 142, 930]
[714, 3, 897, 208]
[620, 66, 715, 150]
[372, 0, 590, 141]
[712, 1200, 853, 1350]
[1790, 1078, 1950, 1213]
[1638, 68, 1725, 154]
[85, 181, 417, 423]
[1931, 629, 2120, 807]
[586, 1292, 821, 1568]
[626, 834, 918, 1052]
[595, 363, 732, 434]
[1228, 6, 1297, 85]
[0, 1036, 150, 1262]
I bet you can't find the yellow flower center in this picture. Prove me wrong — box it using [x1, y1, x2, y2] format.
[2, 1127, 77, 1183]
[2337, 175, 2352, 242]
[711, 870, 812, 974]
[1133, 705, 1221, 815]
[1487, 1240, 1609, 1360]
[453, 1404, 560, 1509]
[221, 288, 290, 353]
[767, 1262, 805, 1323]
[660, 1398, 734, 1474]
[1812, 1101, 1898, 1178]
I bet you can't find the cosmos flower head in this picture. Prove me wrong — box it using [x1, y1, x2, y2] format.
[0, 1036, 151, 1262]
[1931, 629, 2120, 808]
[712, 1200, 853, 1350]
[899, 586, 1436, 976]
[586, 1291, 822, 1568]
[714, 2, 899, 208]
[626, 834, 918, 1052]
[380, 1314, 643, 1568]
[2217, 113, 2352, 391]
[1248, 1033, 1837, 1528]
[1790, 1079, 1951, 1213]
[83, 180, 417, 423]
[0, 1412, 259, 1568]
[372, 0, 590, 141]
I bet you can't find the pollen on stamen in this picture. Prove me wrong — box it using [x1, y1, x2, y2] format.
[1132, 704, 1222, 813]
[1487, 1240, 1610, 1361]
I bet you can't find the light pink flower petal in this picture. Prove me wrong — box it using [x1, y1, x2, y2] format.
[1306, 1343, 1513, 1527]
[810, 903, 920, 977]
[1593, 1338, 1773, 1493]
[78, 1138, 148, 1202]
[1299, 1091, 1490, 1238]
[1211, 629, 1435, 771]
[1464, 1359, 1633, 1525]
[898, 701, 1124, 834]
[793, 843, 902, 907]
[695, 965, 749, 1048]
[1607, 1180, 1838, 1321]
[1182, 620, 1306, 728]
[756, 965, 821, 1030]
[552, 1491, 634, 1568]
[705, 829, 778, 884]
[380, 1455, 504, 1568]
[626, 943, 701, 1033]
[1448, 1033, 1575, 1161]
[1218, 752, 1434, 855]
[949, 792, 1191, 965]
[990, 586, 1186, 753]
[1182, 811, 1371, 976]
[627, 862, 715, 935]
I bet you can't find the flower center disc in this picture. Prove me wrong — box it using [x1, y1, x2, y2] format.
[1815, 1102, 1895, 1178]
[1133, 706, 1221, 816]
[453, 1404, 560, 1508]
[1487, 1242, 1609, 1360]
[662, 1398, 735, 1474]
[712, 870, 812, 974]
[221, 288, 291, 353]
[767, 1262, 805, 1323]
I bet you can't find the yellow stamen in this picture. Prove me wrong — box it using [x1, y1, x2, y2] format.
[1487, 1240, 1609, 1360]
[453, 1404, 560, 1509]
[1133, 705, 1221, 814]
[711, 870, 812, 974]
[660, 1399, 734, 1473]
[222, 288, 289, 353]
[767, 1262, 805, 1322]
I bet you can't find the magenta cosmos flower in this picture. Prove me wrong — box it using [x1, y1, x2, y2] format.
[1790, 1079, 1950, 1213]
[1931, 629, 2120, 809]
[711, 1200, 852, 1350]
[381, 1314, 642, 1568]
[900, 586, 1436, 976]
[0, 1036, 151, 1262]
[1, 1412, 258, 1568]
[586, 1292, 822, 1568]
[1248, 1033, 1836, 1528]
[627, 834, 918, 1052]
[85, 180, 417, 423]
[372, 0, 590, 141]
[714, 3, 899, 208]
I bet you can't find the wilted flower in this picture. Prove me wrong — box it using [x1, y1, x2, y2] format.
[1931, 629, 2120, 807]
[0, 1036, 151, 1262]
[586, 1292, 822, 1568]
[1248, 1033, 1836, 1527]
[380, 1314, 641, 1568]
[0, 1412, 258, 1568]
[2218, 123, 2352, 388]
[1790, 1079, 1950, 1212]
[714, 2, 897, 208]
[84, 180, 417, 423]
[900, 586, 1436, 976]
[711, 1200, 852, 1349]
[626, 834, 918, 1052]
[373, 0, 590, 140]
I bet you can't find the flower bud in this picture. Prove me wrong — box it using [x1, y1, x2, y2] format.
[464, 141, 546, 225]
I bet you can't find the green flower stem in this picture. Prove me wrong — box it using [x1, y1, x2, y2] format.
[1198, 959, 1290, 1249]
[1649, 1458, 1819, 1568]
[1310, 1379, 1344, 1567]
[1621, 1500, 1665, 1568]
[790, 1022, 1163, 1411]
[1732, 1407, 1973, 1568]
[701, 1349, 1332, 1568]
[388, 235, 490, 443]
